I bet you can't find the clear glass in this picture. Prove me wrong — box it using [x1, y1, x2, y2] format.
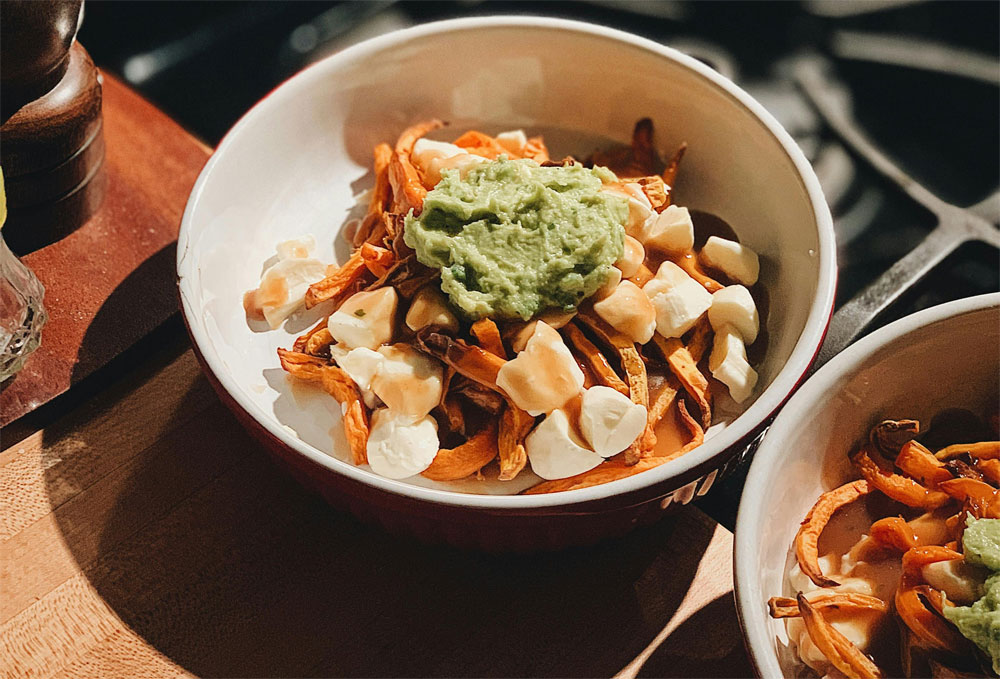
[0, 234, 47, 380]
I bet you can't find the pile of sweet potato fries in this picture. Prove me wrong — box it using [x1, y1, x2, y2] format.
[277, 118, 735, 493]
[770, 418, 1000, 677]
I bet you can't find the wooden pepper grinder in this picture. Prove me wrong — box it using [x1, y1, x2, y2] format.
[1, 0, 106, 254]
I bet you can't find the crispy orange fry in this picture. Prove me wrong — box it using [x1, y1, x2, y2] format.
[936, 441, 1000, 460]
[523, 135, 549, 163]
[685, 317, 713, 364]
[895, 440, 953, 487]
[896, 546, 968, 654]
[305, 250, 367, 309]
[645, 373, 680, 450]
[767, 592, 888, 619]
[794, 479, 871, 587]
[977, 458, 1000, 484]
[360, 243, 394, 278]
[353, 143, 394, 246]
[661, 143, 687, 198]
[938, 477, 1000, 518]
[524, 456, 667, 494]
[652, 335, 711, 429]
[452, 130, 509, 159]
[277, 349, 369, 464]
[304, 328, 334, 356]
[389, 119, 444, 214]
[869, 516, 921, 552]
[676, 399, 704, 454]
[796, 593, 883, 679]
[853, 449, 951, 509]
[563, 323, 629, 396]
[498, 405, 533, 481]
[422, 421, 499, 481]
[293, 317, 332, 353]
[418, 331, 505, 392]
[637, 175, 668, 211]
[470, 318, 508, 359]
[438, 393, 466, 437]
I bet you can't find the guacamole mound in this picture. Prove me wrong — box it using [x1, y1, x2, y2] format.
[944, 516, 1000, 673]
[403, 158, 627, 320]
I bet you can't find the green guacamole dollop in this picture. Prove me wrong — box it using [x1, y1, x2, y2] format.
[944, 516, 1000, 673]
[403, 158, 627, 321]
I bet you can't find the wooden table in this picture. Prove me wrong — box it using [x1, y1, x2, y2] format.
[1, 79, 753, 679]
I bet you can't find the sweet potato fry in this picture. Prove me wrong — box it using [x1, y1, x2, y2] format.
[438, 393, 466, 437]
[977, 458, 1000, 484]
[452, 130, 508, 159]
[794, 479, 871, 587]
[417, 331, 505, 392]
[869, 516, 921, 552]
[498, 404, 533, 481]
[853, 449, 951, 509]
[645, 373, 680, 447]
[470, 318, 508, 359]
[563, 322, 629, 396]
[896, 547, 969, 655]
[304, 328, 334, 357]
[389, 119, 444, 214]
[293, 317, 332, 353]
[523, 135, 549, 163]
[895, 440, 953, 487]
[422, 421, 498, 481]
[676, 399, 704, 454]
[576, 311, 648, 407]
[523, 456, 667, 494]
[936, 441, 1000, 460]
[277, 348, 369, 464]
[796, 593, 883, 679]
[685, 317, 713, 364]
[767, 592, 888, 619]
[661, 143, 687, 196]
[652, 335, 711, 429]
[360, 243, 394, 278]
[353, 142, 394, 246]
[365, 255, 438, 299]
[305, 250, 367, 308]
[637, 175, 668, 211]
[938, 477, 1000, 518]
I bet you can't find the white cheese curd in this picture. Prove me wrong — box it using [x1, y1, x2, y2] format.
[371, 344, 443, 418]
[593, 280, 656, 344]
[699, 236, 760, 286]
[616, 234, 645, 279]
[526, 409, 604, 480]
[922, 559, 987, 605]
[405, 285, 459, 333]
[641, 205, 694, 253]
[275, 235, 316, 260]
[579, 386, 648, 457]
[496, 129, 528, 155]
[258, 256, 328, 329]
[707, 285, 759, 344]
[327, 287, 398, 350]
[496, 321, 584, 416]
[642, 261, 712, 338]
[602, 184, 655, 238]
[365, 408, 439, 479]
[509, 310, 578, 353]
[708, 325, 758, 403]
[331, 345, 384, 408]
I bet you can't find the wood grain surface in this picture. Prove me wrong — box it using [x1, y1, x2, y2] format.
[0, 72, 210, 426]
[1, 328, 752, 679]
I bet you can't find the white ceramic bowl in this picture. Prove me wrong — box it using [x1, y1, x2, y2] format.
[735, 293, 1000, 676]
[177, 16, 836, 549]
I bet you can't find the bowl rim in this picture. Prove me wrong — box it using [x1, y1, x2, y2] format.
[734, 291, 1000, 678]
[177, 15, 837, 510]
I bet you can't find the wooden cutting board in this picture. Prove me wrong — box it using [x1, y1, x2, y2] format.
[0, 73, 210, 427]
